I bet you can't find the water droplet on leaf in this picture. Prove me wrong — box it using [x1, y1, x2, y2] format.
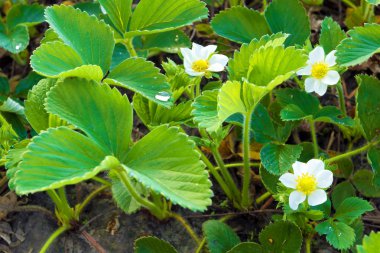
[155, 91, 171, 102]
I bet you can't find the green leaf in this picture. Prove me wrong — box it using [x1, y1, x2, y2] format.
[98, 0, 132, 34]
[333, 157, 354, 179]
[331, 181, 356, 209]
[334, 197, 374, 224]
[314, 106, 355, 127]
[105, 58, 172, 108]
[247, 45, 307, 90]
[368, 147, 380, 186]
[123, 125, 212, 211]
[250, 104, 277, 143]
[203, 220, 240, 253]
[14, 71, 44, 98]
[128, 0, 208, 36]
[353, 170, 380, 197]
[6, 4, 45, 28]
[319, 17, 346, 53]
[259, 221, 303, 253]
[227, 242, 262, 253]
[316, 220, 355, 250]
[211, 6, 270, 43]
[134, 236, 178, 253]
[365, 0, 380, 4]
[0, 22, 29, 54]
[109, 172, 142, 214]
[0, 76, 10, 102]
[356, 75, 380, 141]
[25, 78, 57, 133]
[9, 127, 114, 194]
[0, 98, 24, 116]
[45, 5, 115, 73]
[46, 78, 133, 161]
[228, 33, 288, 82]
[5, 139, 30, 184]
[336, 24, 380, 67]
[31, 41, 103, 80]
[264, 0, 310, 46]
[259, 165, 280, 194]
[192, 90, 220, 132]
[218, 81, 248, 124]
[140, 30, 191, 51]
[276, 88, 319, 121]
[133, 94, 192, 127]
[260, 143, 303, 175]
[357, 231, 380, 253]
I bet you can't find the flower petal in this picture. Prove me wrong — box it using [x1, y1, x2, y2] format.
[192, 43, 204, 59]
[307, 189, 327, 206]
[292, 161, 307, 176]
[208, 54, 228, 72]
[305, 77, 316, 93]
[201, 45, 217, 59]
[279, 173, 297, 189]
[289, 191, 306, 210]
[316, 170, 333, 188]
[185, 68, 204, 77]
[307, 159, 325, 176]
[297, 65, 312, 76]
[308, 46, 325, 64]
[325, 50, 337, 67]
[314, 80, 328, 96]
[322, 70, 340, 85]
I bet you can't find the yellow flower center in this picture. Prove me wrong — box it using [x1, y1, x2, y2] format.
[192, 59, 209, 72]
[311, 62, 329, 79]
[296, 173, 317, 195]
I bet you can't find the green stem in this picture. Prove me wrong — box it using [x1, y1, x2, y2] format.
[224, 162, 260, 169]
[325, 141, 379, 164]
[336, 82, 347, 117]
[39, 226, 68, 253]
[194, 77, 202, 98]
[195, 238, 206, 253]
[305, 236, 312, 253]
[309, 119, 319, 158]
[241, 111, 252, 208]
[124, 37, 137, 57]
[169, 212, 201, 245]
[47, 190, 73, 223]
[198, 148, 234, 201]
[117, 170, 165, 219]
[92, 176, 112, 186]
[76, 185, 109, 216]
[341, 0, 357, 8]
[256, 192, 271, 204]
[211, 145, 241, 203]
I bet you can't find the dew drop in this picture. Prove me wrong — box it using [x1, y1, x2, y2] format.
[174, 35, 179, 43]
[155, 91, 171, 102]
[15, 43, 22, 50]
[100, 6, 107, 14]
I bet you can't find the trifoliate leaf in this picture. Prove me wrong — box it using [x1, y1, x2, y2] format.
[334, 197, 374, 224]
[203, 220, 240, 253]
[264, 0, 310, 46]
[353, 170, 380, 197]
[316, 220, 355, 250]
[260, 143, 303, 175]
[319, 17, 346, 53]
[211, 6, 270, 43]
[259, 221, 303, 253]
[336, 24, 380, 67]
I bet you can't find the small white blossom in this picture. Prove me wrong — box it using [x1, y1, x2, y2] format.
[180, 43, 228, 77]
[279, 159, 333, 210]
[297, 46, 340, 96]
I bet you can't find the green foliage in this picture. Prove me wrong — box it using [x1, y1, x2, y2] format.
[217, 81, 248, 123]
[0, 4, 44, 53]
[353, 170, 380, 197]
[260, 143, 303, 175]
[259, 221, 303, 252]
[110, 173, 142, 214]
[331, 181, 356, 209]
[264, 0, 310, 46]
[259, 165, 280, 194]
[105, 58, 172, 108]
[227, 243, 262, 253]
[336, 24, 380, 67]
[192, 90, 219, 132]
[334, 197, 373, 224]
[127, 0, 208, 36]
[211, 6, 270, 43]
[134, 236, 178, 253]
[316, 220, 356, 250]
[203, 220, 240, 253]
[98, 0, 132, 35]
[365, 0, 380, 4]
[319, 17, 346, 53]
[357, 231, 380, 253]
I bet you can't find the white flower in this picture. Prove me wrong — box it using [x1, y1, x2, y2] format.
[279, 159, 333, 210]
[180, 43, 228, 77]
[297, 46, 340, 96]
